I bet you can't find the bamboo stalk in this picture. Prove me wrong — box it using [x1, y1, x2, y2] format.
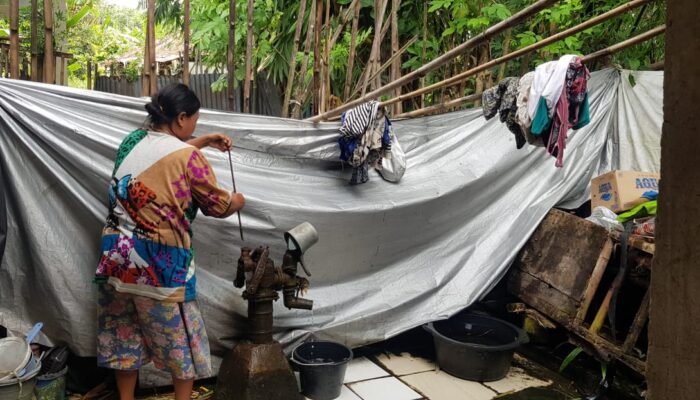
[87, 59, 92, 89]
[622, 288, 650, 353]
[395, 24, 666, 118]
[308, 0, 557, 121]
[293, 0, 316, 119]
[380, 0, 657, 108]
[497, 28, 512, 81]
[227, 0, 236, 111]
[183, 0, 190, 86]
[394, 93, 481, 119]
[147, 0, 156, 95]
[312, 0, 323, 115]
[43, 0, 55, 84]
[321, 0, 331, 113]
[243, 0, 254, 113]
[31, 0, 38, 81]
[142, 10, 150, 96]
[349, 36, 416, 100]
[329, 0, 361, 50]
[420, 1, 427, 108]
[281, 0, 308, 117]
[390, 0, 402, 114]
[343, 0, 361, 100]
[9, 0, 19, 79]
[362, 0, 389, 95]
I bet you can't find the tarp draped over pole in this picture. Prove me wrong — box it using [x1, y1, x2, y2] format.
[0, 70, 660, 376]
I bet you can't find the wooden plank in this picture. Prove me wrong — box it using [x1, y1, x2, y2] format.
[569, 324, 646, 375]
[575, 238, 615, 323]
[611, 231, 655, 255]
[513, 209, 610, 300]
[622, 287, 651, 353]
[508, 270, 579, 325]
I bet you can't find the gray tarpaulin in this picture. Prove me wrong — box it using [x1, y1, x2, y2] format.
[0, 69, 661, 371]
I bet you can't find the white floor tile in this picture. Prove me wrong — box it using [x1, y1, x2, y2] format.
[400, 371, 496, 400]
[349, 377, 422, 400]
[482, 367, 552, 394]
[305, 385, 362, 400]
[343, 357, 390, 383]
[374, 352, 436, 376]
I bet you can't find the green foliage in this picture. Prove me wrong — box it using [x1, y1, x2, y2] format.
[559, 346, 584, 373]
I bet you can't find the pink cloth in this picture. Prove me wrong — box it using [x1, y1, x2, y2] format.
[548, 85, 570, 168]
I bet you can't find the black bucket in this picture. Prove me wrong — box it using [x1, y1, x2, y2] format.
[290, 341, 353, 400]
[424, 313, 529, 382]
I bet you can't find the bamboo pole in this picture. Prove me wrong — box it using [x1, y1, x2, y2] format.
[227, 0, 236, 111]
[320, 0, 331, 113]
[43, 0, 55, 84]
[308, 0, 556, 121]
[243, 0, 254, 113]
[343, 0, 361, 100]
[390, 0, 402, 114]
[147, 0, 156, 95]
[361, 0, 387, 95]
[9, 0, 19, 79]
[329, 0, 361, 50]
[31, 0, 39, 81]
[141, 15, 151, 96]
[183, 0, 190, 86]
[497, 28, 512, 81]
[420, 2, 427, 108]
[87, 59, 92, 89]
[350, 16, 392, 98]
[395, 24, 666, 118]
[281, 0, 308, 117]
[394, 93, 481, 119]
[293, 0, 316, 119]
[312, 0, 323, 115]
[380, 0, 656, 108]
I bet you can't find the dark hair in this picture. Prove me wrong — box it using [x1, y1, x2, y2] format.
[144, 83, 201, 128]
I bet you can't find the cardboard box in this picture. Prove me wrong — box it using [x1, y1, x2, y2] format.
[591, 170, 660, 213]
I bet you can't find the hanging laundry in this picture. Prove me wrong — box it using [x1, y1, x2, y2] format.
[338, 101, 393, 185]
[482, 77, 526, 149]
[543, 57, 591, 167]
[528, 54, 577, 129]
[515, 72, 544, 146]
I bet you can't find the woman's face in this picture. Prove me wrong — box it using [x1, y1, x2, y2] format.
[172, 111, 200, 141]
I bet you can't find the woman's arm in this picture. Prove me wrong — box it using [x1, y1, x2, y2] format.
[220, 192, 246, 218]
[187, 133, 232, 151]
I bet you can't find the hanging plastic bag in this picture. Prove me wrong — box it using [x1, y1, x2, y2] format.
[586, 206, 624, 232]
[377, 134, 406, 183]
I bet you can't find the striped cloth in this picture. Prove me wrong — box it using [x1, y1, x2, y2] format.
[340, 100, 380, 138]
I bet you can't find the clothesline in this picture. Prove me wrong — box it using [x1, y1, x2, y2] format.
[392, 25, 665, 120]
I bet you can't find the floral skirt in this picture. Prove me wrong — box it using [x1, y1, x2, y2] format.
[96, 283, 211, 380]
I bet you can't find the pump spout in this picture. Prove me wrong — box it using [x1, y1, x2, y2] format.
[283, 288, 313, 310]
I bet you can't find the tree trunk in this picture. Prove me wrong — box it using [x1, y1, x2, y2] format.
[497, 28, 512, 81]
[43, 0, 55, 84]
[390, 0, 402, 114]
[183, 0, 190, 86]
[343, 0, 361, 101]
[30, 0, 38, 81]
[420, 1, 427, 108]
[227, 0, 236, 111]
[281, 0, 308, 117]
[293, 0, 316, 119]
[312, 0, 323, 115]
[9, 0, 19, 79]
[148, 0, 156, 94]
[243, 0, 254, 113]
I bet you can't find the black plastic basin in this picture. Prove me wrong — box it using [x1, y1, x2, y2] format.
[424, 313, 529, 382]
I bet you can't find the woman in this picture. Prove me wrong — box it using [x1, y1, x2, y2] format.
[94, 83, 244, 400]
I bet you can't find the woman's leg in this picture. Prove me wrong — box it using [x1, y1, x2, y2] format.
[173, 378, 195, 400]
[115, 370, 138, 400]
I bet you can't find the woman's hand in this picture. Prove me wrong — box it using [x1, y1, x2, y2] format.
[188, 133, 232, 151]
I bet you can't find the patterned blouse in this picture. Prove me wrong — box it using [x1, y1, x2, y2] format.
[95, 130, 231, 302]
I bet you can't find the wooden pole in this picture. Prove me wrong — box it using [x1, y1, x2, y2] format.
[420, 2, 427, 108]
[343, 0, 361, 101]
[9, 0, 19, 79]
[148, 0, 156, 95]
[31, 0, 39, 81]
[293, 0, 316, 119]
[497, 28, 513, 81]
[308, 0, 556, 121]
[312, 0, 323, 115]
[362, 0, 389, 95]
[390, 0, 401, 114]
[227, 0, 236, 111]
[329, 0, 360, 50]
[281, 0, 308, 117]
[183, 0, 190, 86]
[349, 36, 416, 100]
[394, 24, 666, 118]
[394, 93, 480, 119]
[648, 60, 664, 70]
[243, 0, 254, 113]
[141, 18, 151, 96]
[380, 0, 656, 108]
[87, 59, 92, 89]
[43, 0, 55, 84]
